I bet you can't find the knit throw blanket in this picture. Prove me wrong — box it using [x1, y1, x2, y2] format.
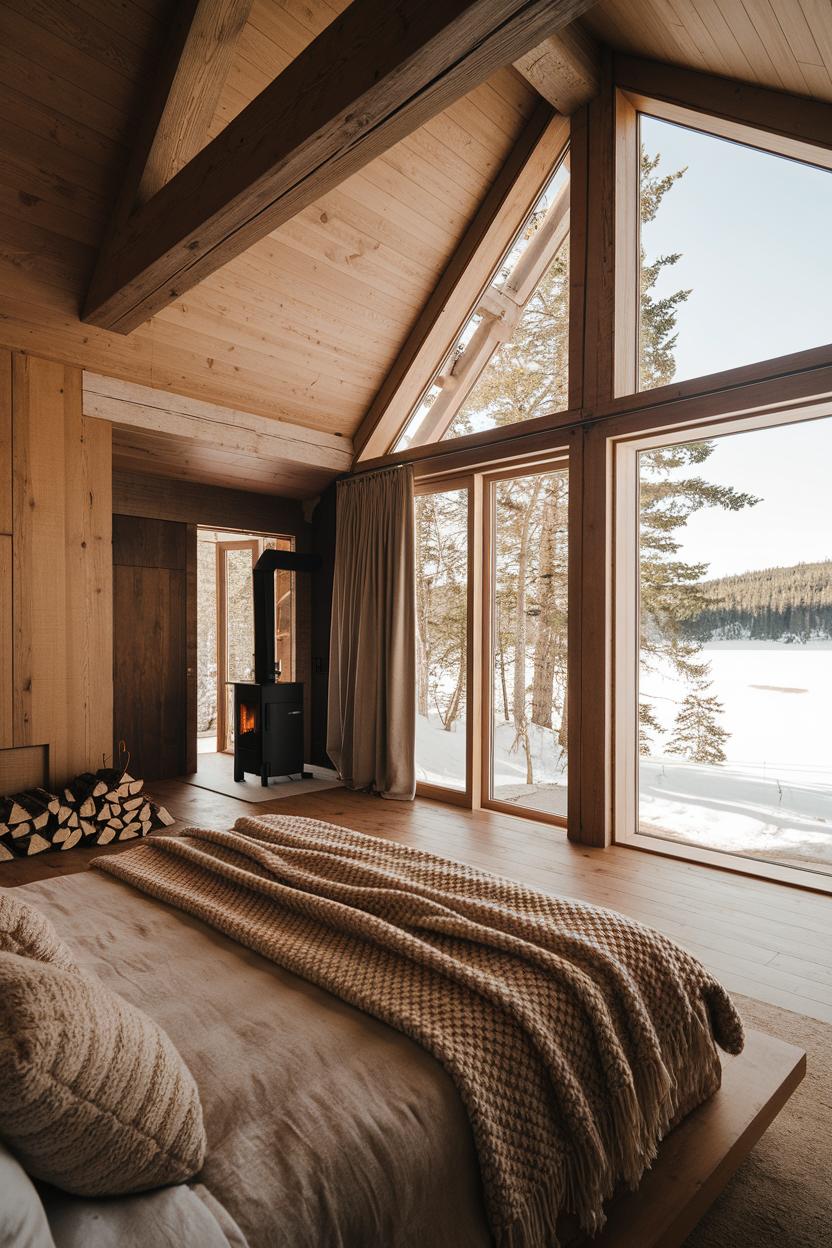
[95, 815, 744, 1247]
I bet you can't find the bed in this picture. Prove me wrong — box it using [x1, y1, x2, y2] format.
[4, 817, 806, 1248]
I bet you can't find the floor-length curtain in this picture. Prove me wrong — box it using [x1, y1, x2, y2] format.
[327, 465, 415, 799]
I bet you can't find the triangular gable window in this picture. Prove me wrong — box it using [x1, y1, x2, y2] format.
[393, 153, 570, 452]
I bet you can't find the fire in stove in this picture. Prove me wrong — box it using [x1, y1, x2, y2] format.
[239, 702, 257, 736]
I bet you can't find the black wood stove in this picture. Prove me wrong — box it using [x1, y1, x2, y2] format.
[233, 548, 321, 786]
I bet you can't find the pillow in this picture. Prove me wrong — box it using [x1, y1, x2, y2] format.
[0, 1140, 56, 1248]
[0, 952, 206, 1197]
[0, 893, 76, 970]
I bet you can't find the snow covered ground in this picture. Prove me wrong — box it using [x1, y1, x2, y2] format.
[416, 640, 832, 873]
[640, 640, 832, 873]
[415, 713, 567, 814]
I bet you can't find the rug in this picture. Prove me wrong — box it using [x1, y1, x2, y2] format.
[685, 994, 830, 1246]
[181, 754, 341, 803]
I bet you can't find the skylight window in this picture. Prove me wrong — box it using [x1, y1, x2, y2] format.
[394, 153, 570, 451]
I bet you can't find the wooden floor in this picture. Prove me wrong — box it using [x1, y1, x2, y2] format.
[2, 781, 831, 1025]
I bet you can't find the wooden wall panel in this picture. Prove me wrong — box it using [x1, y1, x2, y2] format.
[0, 535, 11, 748]
[113, 561, 188, 782]
[1, 352, 113, 794]
[113, 516, 191, 781]
[12, 355, 68, 783]
[64, 389, 113, 778]
[0, 351, 10, 535]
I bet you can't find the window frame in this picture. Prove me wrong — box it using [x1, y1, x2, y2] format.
[612, 87, 832, 404]
[612, 399, 832, 892]
[480, 454, 570, 829]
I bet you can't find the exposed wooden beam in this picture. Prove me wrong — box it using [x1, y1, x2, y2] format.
[513, 21, 600, 114]
[354, 106, 570, 461]
[136, 0, 254, 206]
[82, 374, 353, 474]
[614, 54, 832, 160]
[82, 0, 596, 334]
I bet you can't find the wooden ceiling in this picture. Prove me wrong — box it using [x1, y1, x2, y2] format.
[585, 1, 832, 103]
[0, 0, 539, 442]
[1, 1, 831, 496]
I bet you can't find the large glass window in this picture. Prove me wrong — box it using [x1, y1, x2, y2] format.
[638, 114, 832, 391]
[415, 487, 469, 791]
[395, 154, 570, 450]
[635, 415, 832, 877]
[489, 466, 568, 817]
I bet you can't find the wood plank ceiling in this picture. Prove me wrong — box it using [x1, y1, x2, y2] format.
[585, 1, 832, 102]
[1, 1, 831, 495]
[0, 0, 539, 442]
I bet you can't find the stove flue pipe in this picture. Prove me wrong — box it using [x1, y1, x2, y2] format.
[253, 549, 322, 684]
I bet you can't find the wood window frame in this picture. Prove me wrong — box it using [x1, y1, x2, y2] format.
[215, 538, 260, 754]
[479, 453, 570, 830]
[611, 71, 832, 405]
[413, 474, 481, 808]
[360, 50, 832, 877]
[354, 109, 571, 461]
[213, 531, 296, 754]
[611, 397, 832, 895]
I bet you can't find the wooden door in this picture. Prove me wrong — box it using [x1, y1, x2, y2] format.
[113, 516, 196, 780]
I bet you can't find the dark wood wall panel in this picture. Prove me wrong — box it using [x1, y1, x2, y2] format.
[113, 515, 191, 781]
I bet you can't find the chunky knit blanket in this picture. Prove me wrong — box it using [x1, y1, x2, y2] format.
[95, 815, 744, 1247]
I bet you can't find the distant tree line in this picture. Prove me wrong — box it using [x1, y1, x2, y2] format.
[681, 560, 832, 641]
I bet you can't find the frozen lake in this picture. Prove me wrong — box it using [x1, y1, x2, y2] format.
[640, 640, 832, 874]
[416, 641, 832, 873]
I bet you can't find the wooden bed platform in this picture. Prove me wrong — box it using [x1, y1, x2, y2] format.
[576, 1028, 806, 1247]
[0, 787, 808, 1246]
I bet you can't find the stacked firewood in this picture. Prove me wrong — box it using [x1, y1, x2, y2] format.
[0, 769, 174, 859]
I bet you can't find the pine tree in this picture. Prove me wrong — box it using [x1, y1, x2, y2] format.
[636, 147, 758, 758]
[666, 681, 730, 764]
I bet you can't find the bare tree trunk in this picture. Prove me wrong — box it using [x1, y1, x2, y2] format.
[440, 635, 465, 730]
[498, 639, 510, 722]
[512, 483, 540, 786]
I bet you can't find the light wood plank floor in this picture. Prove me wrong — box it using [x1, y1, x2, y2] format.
[2, 782, 830, 1025]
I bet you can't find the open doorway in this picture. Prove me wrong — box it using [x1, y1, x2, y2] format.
[197, 529, 294, 756]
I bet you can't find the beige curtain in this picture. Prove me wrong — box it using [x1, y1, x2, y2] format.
[327, 465, 415, 800]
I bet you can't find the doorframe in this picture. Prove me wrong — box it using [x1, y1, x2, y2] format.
[215, 538, 260, 754]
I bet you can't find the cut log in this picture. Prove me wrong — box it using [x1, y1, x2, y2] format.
[6, 801, 30, 826]
[59, 827, 83, 851]
[120, 822, 141, 839]
[57, 805, 74, 826]
[0, 840, 13, 862]
[25, 833, 51, 856]
[123, 796, 144, 811]
[79, 797, 96, 818]
[96, 803, 112, 822]
[74, 773, 108, 799]
[79, 819, 97, 839]
[10, 821, 31, 840]
[26, 788, 61, 816]
[152, 805, 176, 827]
[96, 826, 117, 845]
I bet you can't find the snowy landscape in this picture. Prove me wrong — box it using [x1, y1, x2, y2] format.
[640, 639, 832, 874]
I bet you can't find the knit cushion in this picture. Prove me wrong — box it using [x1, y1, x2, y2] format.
[0, 892, 76, 970]
[0, 952, 206, 1196]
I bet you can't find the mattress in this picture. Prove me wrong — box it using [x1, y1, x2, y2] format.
[14, 871, 491, 1248]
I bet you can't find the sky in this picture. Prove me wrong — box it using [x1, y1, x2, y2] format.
[641, 415, 832, 579]
[640, 114, 832, 382]
[640, 116, 832, 581]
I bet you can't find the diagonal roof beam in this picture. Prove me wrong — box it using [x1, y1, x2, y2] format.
[82, 0, 597, 335]
[135, 0, 254, 207]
